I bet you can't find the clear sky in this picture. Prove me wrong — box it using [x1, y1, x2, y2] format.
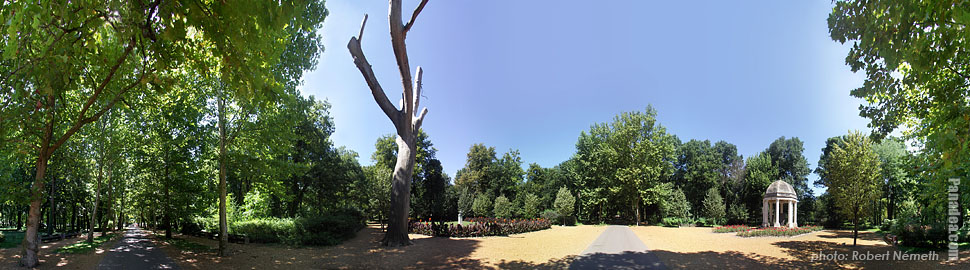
[299, 0, 871, 196]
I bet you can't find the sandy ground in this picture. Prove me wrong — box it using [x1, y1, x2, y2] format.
[631, 226, 970, 269]
[157, 224, 606, 269]
[0, 233, 120, 270]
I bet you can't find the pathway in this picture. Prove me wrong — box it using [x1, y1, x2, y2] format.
[569, 225, 667, 270]
[97, 225, 179, 270]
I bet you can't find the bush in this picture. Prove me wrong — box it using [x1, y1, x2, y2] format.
[229, 207, 365, 246]
[472, 194, 492, 217]
[554, 187, 575, 225]
[661, 188, 691, 220]
[0, 231, 5, 243]
[713, 225, 751, 233]
[661, 217, 695, 227]
[522, 193, 541, 219]
[891, 222, 948, 248]
[493, 196, 513, 219]
[411, 217, 552, 237]
[701, 188, 725, 225]
[737, 226, 823, 237]
[697, 217, 717, 227]
[541, 209, 560, 224]
[726, 204, 749, 225]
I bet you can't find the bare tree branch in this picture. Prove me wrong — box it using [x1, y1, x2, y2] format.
[389, 0, 414, 125]
[403, 0, 429, 39]
[412, 66, 423, 116]
[413, 107, 428, 130]
[348, 15, 401, 126]
[358, 14, 368, 44]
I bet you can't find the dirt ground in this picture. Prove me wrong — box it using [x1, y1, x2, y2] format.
[0, 233, 119, 270]
[157, 224, 606, 270]
[631, 226, 970, 269]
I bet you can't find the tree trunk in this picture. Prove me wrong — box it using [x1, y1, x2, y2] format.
[20, 153, 49, 267]
[635, 196, 641, 226]
[853, 207, 859, 246]
[87, 158, 103, 244]
[217, 90, 229, 256]
[164, 159, 172, 239]
[382, 135, 417, 246]
[48, 170, 57, 235]
[103, 170, 114, 234]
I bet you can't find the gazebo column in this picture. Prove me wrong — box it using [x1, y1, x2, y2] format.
[794, 201, 798, 227]
[774, 199, 780, 227]
[762, 200, 768, 227]
[787, 200, 794, 228]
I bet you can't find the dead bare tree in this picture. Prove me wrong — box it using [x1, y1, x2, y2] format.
[347, 0, 430, 247]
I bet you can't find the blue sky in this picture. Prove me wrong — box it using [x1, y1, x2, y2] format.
[300, 0, 871, 196]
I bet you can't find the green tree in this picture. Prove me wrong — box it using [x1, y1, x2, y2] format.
[522, 193, 541, 219]
[701, 188, 725, 225]
[743, 152, 777, 218]
[575, 106, 677, 225]
[829, 0, 970, 225]
[661, 188, 691, 220]
[493, 196, 513, 219]
[554, 187, 576, 226]
[872, 137, 914, 221]
[674, 139, 723, 212]
[766, 137, 813, 200]
[819, 131, 882, 246]
[726, 204, 749, 225]
[472, 194, 492, 218]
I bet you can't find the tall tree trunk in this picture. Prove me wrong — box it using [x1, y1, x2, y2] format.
[88, 159, 104, 243]
[383, 135, 417, 246]
[102, 170, 114, 234]
[217, 89, 229, 256]
[164, 158, 172, 239]
[635, 196, 641, 226]
[20, 152, 50, 267]
[48, 170, 56, 235]
[853, 207, 859, 246]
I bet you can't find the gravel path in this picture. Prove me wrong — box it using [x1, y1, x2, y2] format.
[569, 225, 667, 270]
[97, 226, 179, 270]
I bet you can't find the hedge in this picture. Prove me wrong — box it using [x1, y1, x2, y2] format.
[410, 217, 551, 237]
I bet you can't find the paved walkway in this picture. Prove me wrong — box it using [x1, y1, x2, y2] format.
[569, 225, 667, 270]
[97, 226, 179, 270]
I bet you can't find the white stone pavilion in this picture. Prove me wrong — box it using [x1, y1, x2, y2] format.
[762, 180, 798, 228]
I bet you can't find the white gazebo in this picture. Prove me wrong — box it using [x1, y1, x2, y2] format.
[762, 180, 798, 228]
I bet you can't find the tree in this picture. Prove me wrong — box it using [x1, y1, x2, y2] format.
[347, 0, 432, 246]
[674, 139, 723, 212]
[726, 204, 749, 225]
[829, 0, 970, 225]
[554, 187, 576, 226]
[522, 193, 541, 219]
[743, 152, 777, 217]
[457, 187, 474, 219]
[575, 107, 677, 225]
[872, 137, 914, 220]
[661, 188, 691, 220]
[766, 137, 813, 200]
[493, 196, 513, 219]
[363, 165, 392, 228]
[819, 131, 882, 246]
[701, 188, 725, 225]
[472, 194, 492, 218]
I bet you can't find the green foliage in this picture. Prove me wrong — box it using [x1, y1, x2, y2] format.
[0, 232, 5, 245]
[661, 188, 691, 220]
[766, 137, 812, 199]
[726, 203, 750, 225]
[660, 217, 694, 227]
[818, 131, 882, 244]
[230, 208, 365, 246]
[736, 226, 823, 237]
[574, 106, 677, 224]
[713, 225, 751, 233]
[521, 193, 541, 219]
[492, 196, 513, 219]
[701, 188, 725, 225]
[472, 194, 492, 217]
[743, 152, 777, 217]
[540, 210, 560, 224]
[457, 187, 474, 217]
[554, 187, 576, 225]
[674, 140, 723, 211]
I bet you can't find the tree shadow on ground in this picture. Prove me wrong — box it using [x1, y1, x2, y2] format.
[815, 230, 883, 242]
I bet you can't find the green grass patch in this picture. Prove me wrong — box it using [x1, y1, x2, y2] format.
[159, 236, 212, 252]
[54, 233, 115, 254]
[444, 221, 476, 226]
[0, 231, 24, 249]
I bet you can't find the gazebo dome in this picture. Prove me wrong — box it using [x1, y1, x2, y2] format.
[764, 180, 797, 200]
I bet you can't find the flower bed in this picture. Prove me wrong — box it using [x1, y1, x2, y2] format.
[712, 225, 751, 233]
[409, 217, 551, 237]
[736, 225, 823, 237]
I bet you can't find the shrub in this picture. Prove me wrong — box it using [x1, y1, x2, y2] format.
[697, 217, 717, 227]
[522, 193, 541, 219]
[701, 188, 725, 225]
[661, 188, 691, 220]
[891, 222, 948, 248]
[736, 226, 823, 237]
[493, 196, 513, 219]
[0, 231, 5, 243]
[231, 218, 295, 244]
[661, 217, 695, 227]
[541, 209, 560, 224]
[713, 225, 751, 233]
[554, 187, 575, 225]
[726, 204, 749, 225]
[410, 218, 552, 237]
[472, 194, 492, 217]
[229, 207, 365, 246]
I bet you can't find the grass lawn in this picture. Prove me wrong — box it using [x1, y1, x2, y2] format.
[0, 231, 24, 249]
[55, 233, 116, 254]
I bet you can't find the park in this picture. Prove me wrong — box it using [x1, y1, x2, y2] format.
[2, 0, 970, 269]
